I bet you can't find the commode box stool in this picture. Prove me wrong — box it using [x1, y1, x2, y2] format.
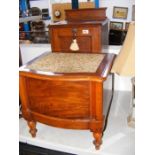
[19, 52, 115, 150]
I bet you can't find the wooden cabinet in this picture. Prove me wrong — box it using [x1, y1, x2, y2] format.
[49, 19, 109, 53]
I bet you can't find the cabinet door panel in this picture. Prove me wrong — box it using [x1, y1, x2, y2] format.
[50, 25, 101, 53]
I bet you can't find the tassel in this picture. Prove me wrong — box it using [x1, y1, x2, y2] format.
[70, 39, 79, 51]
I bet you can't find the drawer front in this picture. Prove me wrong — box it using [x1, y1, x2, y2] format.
[26, 78, 91, 119]
[50, 26, 101, 53]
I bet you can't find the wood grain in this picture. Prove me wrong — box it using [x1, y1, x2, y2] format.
[65, 8, 107, 22]
[26, 78, 90, 119]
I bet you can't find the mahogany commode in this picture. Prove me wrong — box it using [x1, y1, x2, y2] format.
[19, 52, 115, 150]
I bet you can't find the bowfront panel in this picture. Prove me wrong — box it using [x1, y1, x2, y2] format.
[26, 77, 91, 119]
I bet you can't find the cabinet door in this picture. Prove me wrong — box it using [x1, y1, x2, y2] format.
[50, 26, 101, 53]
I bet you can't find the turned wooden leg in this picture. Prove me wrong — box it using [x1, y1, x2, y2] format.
[93, 131, 103, 150]
[27, 121, 37, 137]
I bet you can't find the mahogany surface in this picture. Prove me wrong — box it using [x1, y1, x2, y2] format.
[19, 52, 115, 150]
[65, 8, 107, 22]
